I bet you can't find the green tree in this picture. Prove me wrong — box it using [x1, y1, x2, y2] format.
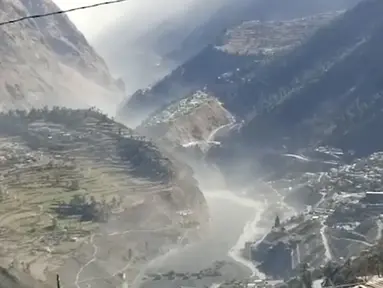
[69, 180, 79, 191]
[70, 194, 85, 206]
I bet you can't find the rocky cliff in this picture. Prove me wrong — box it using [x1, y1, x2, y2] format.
[0, 0, 124, 114]
[136, 91, 234, 148]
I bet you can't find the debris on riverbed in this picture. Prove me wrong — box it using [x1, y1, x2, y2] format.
[145, 260, 227, 281]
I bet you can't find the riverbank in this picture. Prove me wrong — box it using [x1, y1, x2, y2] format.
[133, 189, 269, 288]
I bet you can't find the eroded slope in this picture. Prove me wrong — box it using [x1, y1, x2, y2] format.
[137, 91, 234, 149]
[0, 0, 124, 113]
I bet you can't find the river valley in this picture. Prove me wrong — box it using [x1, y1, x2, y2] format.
[136, 189, 270, 288]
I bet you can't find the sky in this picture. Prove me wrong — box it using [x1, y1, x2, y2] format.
[52, 0, 210, 92]
[52, 0, 133, 39]
[52, 0, 198, 40]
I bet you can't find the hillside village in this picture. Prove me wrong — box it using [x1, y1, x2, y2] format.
[0, 107, 208, 288]
[3, 0, 383, 288]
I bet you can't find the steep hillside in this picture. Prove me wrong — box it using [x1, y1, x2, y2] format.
[137, 91, 234, 149]
[0, 0, 124, 114]
[0, 266, 52, 288]
[228, 0, 383, 157]
[236, 151, 383, 281]
[0, 108, 207, 288]
[167, 0, 360, 62]
[204, 2, 383, 282]
[198, 0, 383, 187]
[216, 12, 342, 55]
[118, 11, 339, 127]
[100, 0, 359, 94]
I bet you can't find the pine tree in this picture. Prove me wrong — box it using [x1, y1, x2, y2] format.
[274, 215, 281, 228]
[128, 248, 133, 261]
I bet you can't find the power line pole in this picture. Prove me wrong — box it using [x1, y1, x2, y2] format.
[56, 274, 61, 288]
[0, 0, 130, 26]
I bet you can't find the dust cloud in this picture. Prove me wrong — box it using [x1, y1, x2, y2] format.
[53, 0, 233, 94]
[53, 0, 361, 97]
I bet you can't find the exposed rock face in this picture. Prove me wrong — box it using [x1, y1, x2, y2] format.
[136, 91, 234, 148]
[252, 240, 293, 279]
[132, 92, 235, 192]
[0, 0, 124, 114]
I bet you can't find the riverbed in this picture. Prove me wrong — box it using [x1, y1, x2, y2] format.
[137, 189, 269, 288]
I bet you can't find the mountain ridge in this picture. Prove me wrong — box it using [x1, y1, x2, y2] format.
[118, 11, 341, 127]
[0, 2, 210, 286]
[231, 0, 383, 156]
[100, 0, 360, 95]
[0, 0, 125, 114]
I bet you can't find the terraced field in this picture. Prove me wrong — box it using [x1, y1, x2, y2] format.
[217, 11, 340, 56]
[0, 108, 207, 288]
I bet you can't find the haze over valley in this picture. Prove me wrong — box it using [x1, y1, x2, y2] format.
[2, 1, 383, 288]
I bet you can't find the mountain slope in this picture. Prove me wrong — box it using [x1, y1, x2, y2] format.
[118, 11, 339, 127]
[99, 0, 360, 95]
[0, 108, 207, 287]
[136, 91, 234, 147]
[195, 0, 383, 192]
[0, 0, 124, 114]
[166, 0, 361, 62]
[250, 152, 383, 279]
[231, 0, 383, 156]
[0, 266, 52, 288]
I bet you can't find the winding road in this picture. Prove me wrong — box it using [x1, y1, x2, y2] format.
[329, 235, 373, 247]
[71, 121, 299, 288]
[320, 219, 333, 261]
[65, 224, 182, 288]
[376, 219, 383, 242]
[75, 234, 99, 288]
